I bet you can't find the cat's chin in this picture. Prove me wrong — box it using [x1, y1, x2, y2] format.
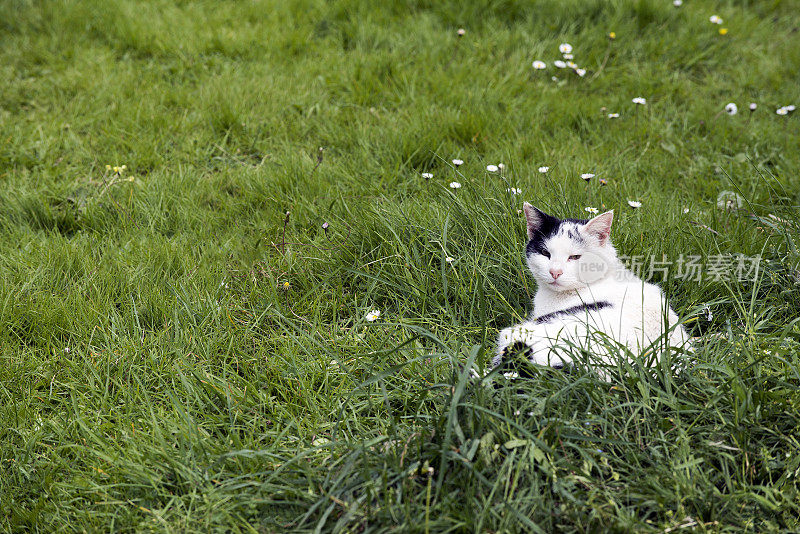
[536, 278, 583, 292]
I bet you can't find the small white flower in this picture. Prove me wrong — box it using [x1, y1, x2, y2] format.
[566, 61, 577, 69]
[449, 181, 462, 189]
[532, 60, 546, 69]
[445, 256, 455, 264]
[716, 190, 743, 210]
[486, 164, 499, 173]
[608, 112, 620, 118]
[585, 206, 599, 214]
[673, 0, 682, 6]
[776, 107, 788, 115]
[457, 28, 466, 36]
[559, 43, 573, 54]
[365, 309, 381, 322]
[683, 208, 690, 214]
[502, 371, 520, 379]
[421, 172, 433, 179]
[632, 97, 647, 105]
[563, 53, 573, 60]
[553, 60, 567, 68]
[749, 103, 757, 111]
[580, 173, 595, 181]
[627, 200, 642, 208]
[575, 68, 586, 77]
[452, 159, 463, 167]
[497, 163, 506, 170]
[786, 105, 796, 111]
[551, 76, 559, 82]
[514, 410, 521, 416]
[709, 15, 723, 24]
[538, 166, 549, 173]
[724, 103, 738, 115]
[507, 187, 522, 195]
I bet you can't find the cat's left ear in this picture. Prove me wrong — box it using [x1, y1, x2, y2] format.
[583, 210, 614, 246]
[522, 202, 546, 239]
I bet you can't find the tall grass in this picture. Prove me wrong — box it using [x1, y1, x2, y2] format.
[1, 0, 799, 531]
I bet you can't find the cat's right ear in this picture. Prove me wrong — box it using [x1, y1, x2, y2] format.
[523, 202, 545, 239]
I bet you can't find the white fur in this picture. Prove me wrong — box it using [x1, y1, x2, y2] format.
[495, 206, 690, 374]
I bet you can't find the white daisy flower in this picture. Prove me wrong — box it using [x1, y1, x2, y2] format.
[608, 112, 620, 118]
[683, 208, 690, 214]
[585, 206, 599, 214]
[553, 60, 567, 68]
[532, 60, 546, 69]
[575, 68, 586, 77]
[566, 61, 578, 69]
[581, 173, 595, 181]
[365, 309, 381, 322]
[421, 172, 433, 179]
[457, 28, 466, 36]
[749, 103, 757, 111]
[486, 164, 499, 173]
[506, 187, 522, 195]
[724, 103, 738, 115]
[452, 159, 463, 166]
[627, 200, 642, 208]
[559, 43, 573, 54]
[497, 163, 506, 170]
[449, 181, 462, 189]
[538, 166, 550, 173]
[632, 97, 647, 105]
[786, 105, 796, 111]
[776, 107, 788, 115]
[673, 0, 682, 6]
[563, 53, 573, 60]
[502, 371, 520, 379]
[709, 15, 723, 24]
[445, 256, 455, 264]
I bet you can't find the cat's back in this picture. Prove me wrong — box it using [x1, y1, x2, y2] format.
[611, 276, 681, 337]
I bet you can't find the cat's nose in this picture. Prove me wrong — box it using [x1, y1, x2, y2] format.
[549, 268, 563, 280]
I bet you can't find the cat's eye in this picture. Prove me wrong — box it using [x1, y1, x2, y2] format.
[542, 251, 551, 259]
[568, 254, 582, 261]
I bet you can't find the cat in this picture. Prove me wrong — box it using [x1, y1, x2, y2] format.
[494, 203, 690, 375]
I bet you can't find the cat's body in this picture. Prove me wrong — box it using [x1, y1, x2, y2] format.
[495, 203, 689, 372]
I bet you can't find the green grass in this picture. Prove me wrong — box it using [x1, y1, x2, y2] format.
[2, 0, 800, 531]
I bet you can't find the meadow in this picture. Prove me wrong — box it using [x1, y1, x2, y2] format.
[2, 0, 800, 531]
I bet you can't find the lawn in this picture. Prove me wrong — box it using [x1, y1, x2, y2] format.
[2, 0, 800, 531]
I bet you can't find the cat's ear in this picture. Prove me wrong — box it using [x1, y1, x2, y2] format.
[583, 210, 614, 246]
[523, 202, 546, 239]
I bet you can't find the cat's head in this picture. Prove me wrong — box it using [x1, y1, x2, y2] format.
[522, 203, 617, 292]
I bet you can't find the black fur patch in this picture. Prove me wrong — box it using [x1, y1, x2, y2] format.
[525, 210, 588, 258]
[534, 301, 612, 324]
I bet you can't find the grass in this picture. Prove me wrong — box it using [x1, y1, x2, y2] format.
[1, 0, 800, 531]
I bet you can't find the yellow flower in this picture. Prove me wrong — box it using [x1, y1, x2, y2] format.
[719, 28, 728, 35]
[282, 281, 291, 290]
[105, 164, 111, 171]
[609, 32, 616, 39]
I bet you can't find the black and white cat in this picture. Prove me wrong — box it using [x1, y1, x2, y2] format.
[495, 203, 690, 373]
